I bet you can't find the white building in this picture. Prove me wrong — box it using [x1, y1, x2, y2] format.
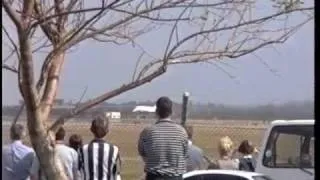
[105, 112, 121, 120]
[132, 105, 156, 120]
[132, 105, 156, 113]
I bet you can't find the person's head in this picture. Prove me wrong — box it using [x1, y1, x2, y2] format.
[10, 124, 26, 141]
[156, 96, 172, 119]
[184, 125, 193, 140]
[238, 140, 254, 155]
[55, 127, 66, 141]
[69, 134, 83, 151]
[90, 114, 109, 139]
[218, 136, 234, 157]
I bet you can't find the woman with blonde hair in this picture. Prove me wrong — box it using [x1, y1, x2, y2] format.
[216, 136, 239, 170]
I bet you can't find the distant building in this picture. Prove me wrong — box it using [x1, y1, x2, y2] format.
[132, 105, 156, 113]
[132, 105, 156, 120]
[105, 112, 121, 120]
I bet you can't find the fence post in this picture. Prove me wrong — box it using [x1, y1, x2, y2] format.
[181, 92, 190, 126]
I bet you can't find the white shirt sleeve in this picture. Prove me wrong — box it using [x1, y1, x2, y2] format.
[72, 150, 80, 180]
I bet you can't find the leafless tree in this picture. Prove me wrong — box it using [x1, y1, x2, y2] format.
[2, 0, 313, 179]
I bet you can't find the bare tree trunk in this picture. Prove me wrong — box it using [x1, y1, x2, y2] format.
[28, 52, 67, 180]
[27, 111, 68, 180]
[18, 33, 67, 179]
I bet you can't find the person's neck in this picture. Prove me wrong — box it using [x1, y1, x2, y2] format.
[243, 154, 252, 158]
[12, 139, 22, 143]
[93, 137, 105, 141]
[56, 140, 64, 144]
[221, 155, 231, 160]
[158, 117, 171, 121]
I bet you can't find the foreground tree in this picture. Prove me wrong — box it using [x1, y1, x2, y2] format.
[2, 0, 313, 179]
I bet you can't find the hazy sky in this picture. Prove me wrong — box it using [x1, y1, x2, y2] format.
[2, 4, 314, 106]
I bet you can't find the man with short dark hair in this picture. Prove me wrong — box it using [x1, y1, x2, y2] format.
[2, 124, 35, 180]
[55, 127, 66, 141]
[184, 125, 207, 172]
[138, 97, 188, 180]
[30, 127, 79, 180]
[81, 115, 121, 180]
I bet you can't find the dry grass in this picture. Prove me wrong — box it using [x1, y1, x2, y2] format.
[2, 121, 267, 180]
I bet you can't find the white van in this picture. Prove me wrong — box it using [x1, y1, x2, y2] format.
[255, 120, 314, 180]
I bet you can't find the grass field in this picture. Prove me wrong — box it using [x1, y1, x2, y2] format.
[2, 120, 267, 180]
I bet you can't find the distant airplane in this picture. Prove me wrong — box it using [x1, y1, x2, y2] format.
[132, 105, 156, 113]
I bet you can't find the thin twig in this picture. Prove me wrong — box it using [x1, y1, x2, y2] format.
[74, 86, 88, 109]
[2, 0, 22, 30]
[2, 64, 18, 73]
[2, 26, 21, 60]
[132, 52, 145, 82]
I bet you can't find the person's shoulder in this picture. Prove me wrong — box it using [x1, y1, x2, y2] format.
[57, 144, 75, 153]
[191, 144, 203, 153]
[104, 142, 119, 148]
[67, 146, 78, 154]
[67, 147, 78, 159]
[240, 156, 255, 163]
[173, 123, 185, 129]
[103, 143, 120, 154]
[140, 125, 153, 135]
[233, 158, 240, 165]
[142, 125, 153, 131]
[175, 124, 188, 136]
[21, 143, 34, 153]
[81, 143, 88, 149]
[110, 144, 120, 153]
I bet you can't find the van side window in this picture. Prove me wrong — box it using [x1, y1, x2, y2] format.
[262, 125, 314, 168]
[275, 134, 301, 166]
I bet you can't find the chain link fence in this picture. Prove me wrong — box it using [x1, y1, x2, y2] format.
[2, 119, 267, 180]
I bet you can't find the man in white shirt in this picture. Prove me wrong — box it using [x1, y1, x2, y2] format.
[30, 127, 79, 180]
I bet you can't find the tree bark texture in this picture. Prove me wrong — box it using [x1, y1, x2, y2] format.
[19, 33, 68, 179]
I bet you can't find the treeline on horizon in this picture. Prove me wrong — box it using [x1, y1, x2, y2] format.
[2, 100, 314, 120]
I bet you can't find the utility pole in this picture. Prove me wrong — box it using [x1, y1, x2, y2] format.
[181, 92, 190, 126]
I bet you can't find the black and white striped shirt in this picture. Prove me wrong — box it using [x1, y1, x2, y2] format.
[138, 119, 188, 176]
[80, 139, 120, 180]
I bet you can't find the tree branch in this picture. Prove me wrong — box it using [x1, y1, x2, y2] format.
[163, 1, 193, 61]
[11, 104, 25, 126]
[2, 0, 23, 30]
[109, 8, 190, 22]
[39, 53, 65, 118]
[21, 0, 35, 23]
[2, 26, 21, 61]
[74, 86, 88, 109]
[166, 7, 313, 58]
[49, 61, 168, 132]
[2, 64, 19, 73]
[33, 0, 58, 43]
